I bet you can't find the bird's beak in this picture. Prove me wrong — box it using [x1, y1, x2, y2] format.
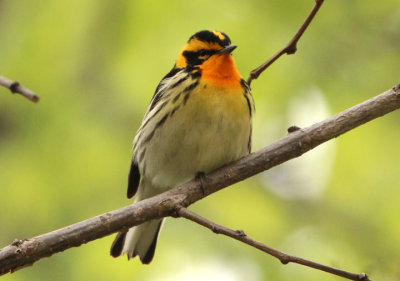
[218, 45, 237, 55]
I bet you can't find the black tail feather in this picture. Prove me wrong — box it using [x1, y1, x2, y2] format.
[110, 232, 127, 257]
[139, 222, 162, 264]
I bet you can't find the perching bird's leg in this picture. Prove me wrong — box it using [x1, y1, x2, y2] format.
[195, 171, 207, 196]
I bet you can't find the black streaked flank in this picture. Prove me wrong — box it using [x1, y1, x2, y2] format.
[181, 81, 199, 105]
[170, 75, 189, 89]
[239, 79, 254, 153]
[155, 114, 168, 129]
[170, 104, 181, 117]
[240, 78, 251, 91]
[247, 127, 252, 153]
[172, 93, 181, 103]
[154, 100, 168, 115]
[143, 129, 155, 144]
[184, 81, 199, 93]
[140, 80, 199, 146]
[141, 100, 169, 130]
[127, 162, 140, 198]
[142, 113, 168, 145]
[243, 93, 252, 117]
[148, 90, 167, 112]
[183, 93, 190, 105]
[149, 67, 183, 111]
[240, 79, 254, 117]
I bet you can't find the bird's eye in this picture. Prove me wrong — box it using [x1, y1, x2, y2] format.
[198, 50, 207, 56]
[198, 49, 211, 60]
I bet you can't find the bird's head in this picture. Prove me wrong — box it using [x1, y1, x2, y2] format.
[176, 30, 237, 68]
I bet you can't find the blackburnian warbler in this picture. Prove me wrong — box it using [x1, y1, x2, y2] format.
[110, 30, 255, 264]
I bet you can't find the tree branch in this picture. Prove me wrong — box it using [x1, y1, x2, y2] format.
[0, 75, 40, 103]
[176, 207, 371, 281]
[0, 84, 399, 276]
[247, 0, 324, 86]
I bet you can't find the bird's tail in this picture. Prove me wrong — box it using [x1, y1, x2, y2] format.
[110, 218, 163, 264]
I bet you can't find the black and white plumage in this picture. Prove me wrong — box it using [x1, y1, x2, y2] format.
[110, 30, 254, 264]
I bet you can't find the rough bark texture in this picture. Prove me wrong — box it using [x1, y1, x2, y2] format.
[0, 85, 399, 275]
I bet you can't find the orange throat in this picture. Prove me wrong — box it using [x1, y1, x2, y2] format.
[200, 54, 242, 88]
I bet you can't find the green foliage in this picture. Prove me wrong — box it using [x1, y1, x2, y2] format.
[1, 0, 399, 280]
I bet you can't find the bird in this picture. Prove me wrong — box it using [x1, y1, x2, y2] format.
[110, 30, 255, 264]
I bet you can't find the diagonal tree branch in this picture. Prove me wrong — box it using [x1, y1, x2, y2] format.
[247, 0, 324, 86]
[0, 75, 40, 103]
[0, 84, 399, 276]
[176, 207, 371, 281]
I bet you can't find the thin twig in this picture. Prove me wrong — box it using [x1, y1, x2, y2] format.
[0, 75, 40, 103]
[176, 207, 371, 281]
[247, 0, 324, 86]
[0, 85, 399, 276]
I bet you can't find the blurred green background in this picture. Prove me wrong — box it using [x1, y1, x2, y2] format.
[1, 0, 399, 280]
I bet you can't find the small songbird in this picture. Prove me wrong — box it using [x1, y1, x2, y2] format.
[110, 30, 255, 264]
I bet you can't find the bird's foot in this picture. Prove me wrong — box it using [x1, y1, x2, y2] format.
[195, 171, 207, 196]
